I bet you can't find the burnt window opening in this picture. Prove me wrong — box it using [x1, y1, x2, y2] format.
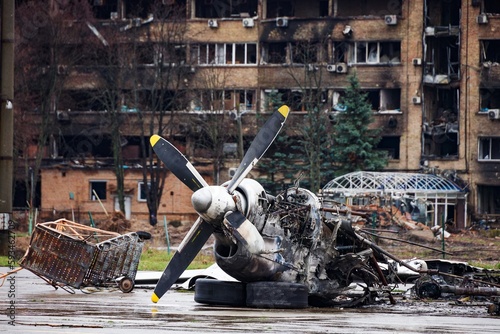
[291, 42, 323, 64]
[281, 89, 327, 112]
[261, 42, 288, 64]
[60, 134, 113, 158]
[363, 89, 400, 112]
[266, 0, 294, 18]
[422, 87, 459, 159]
[484, 0, 500, 14]
[138, 90, 189, 111]
[379, 89, 401, 112]
[477, 185, 500, 215]
[332, 42, 348, 63]
[59, 90, 106, 112]
[336, 0, 402, 17]
[92, 0, 118, 20]
[376, 136, 400, 160]
[195, 0, 258, 18]
[478, 137, 500, 161]
[424, 36, 460, 82]
[425, 0, 461, 27]
[269, 0, 326, 18]
[480, 88, 500, 112]
[480, 40, 500, 64]
[123, 0, 152, 18]
[349, 42, 401, 65]
[138, 43, 187, 66]
[90, 180, 107, 201]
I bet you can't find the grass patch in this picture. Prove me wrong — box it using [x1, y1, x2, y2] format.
[138, 247, 213, 271]
[0, 256, 12, 267]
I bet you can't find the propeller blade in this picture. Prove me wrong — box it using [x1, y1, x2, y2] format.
[150, 135, 209, 192]
[226, 105, 289, 194]
[151, 218, 214, 303]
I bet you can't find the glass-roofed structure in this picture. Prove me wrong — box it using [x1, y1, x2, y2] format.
[322, 172, 468, 229]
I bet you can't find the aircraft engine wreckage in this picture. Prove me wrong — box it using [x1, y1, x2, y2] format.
[149, 105, 500, 309]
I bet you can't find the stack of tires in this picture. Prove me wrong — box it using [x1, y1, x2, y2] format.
[194, 279, 309, 309]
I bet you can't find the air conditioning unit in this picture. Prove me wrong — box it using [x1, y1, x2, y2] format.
[412, 58, 422, 66]
[228, 167, 237, 178]
[412, 96, 422, 104]
[326, 64, 336, 72]
[242, 18, 254, 27]
[336, 62, 348, 73]
[477, 14, 488, 24]
[208, 19, 218, 28]
[110, 12, 118, 20]
[385, 15, 397, 25]
[276, 17, 288, 27]
[488, 109, 500, 120]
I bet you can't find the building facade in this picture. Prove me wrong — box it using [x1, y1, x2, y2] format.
[14, 0, 500, 225]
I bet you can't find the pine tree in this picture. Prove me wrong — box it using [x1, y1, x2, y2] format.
[331, 72, 388, 175]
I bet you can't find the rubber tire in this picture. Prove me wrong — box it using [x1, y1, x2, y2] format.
[246, 281, 309, 309]
[136, 231, 152, 240]
[118, 277, 134, 293]
[194, 279, 246, 306]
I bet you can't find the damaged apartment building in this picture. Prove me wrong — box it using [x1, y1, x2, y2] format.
[14, 0, 500, 225]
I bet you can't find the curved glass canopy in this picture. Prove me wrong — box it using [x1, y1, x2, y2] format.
[322, 171, 466, 199]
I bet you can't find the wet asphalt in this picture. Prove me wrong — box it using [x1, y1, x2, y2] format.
[1, 267, 499, 333]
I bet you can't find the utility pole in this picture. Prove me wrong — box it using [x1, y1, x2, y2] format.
[0, 0, 15, 255]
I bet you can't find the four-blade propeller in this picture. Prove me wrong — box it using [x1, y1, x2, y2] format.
[150, 105, 290, 303]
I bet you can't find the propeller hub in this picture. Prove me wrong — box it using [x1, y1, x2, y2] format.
[191, 186, 237, 223]
[191, 187, 212, 214]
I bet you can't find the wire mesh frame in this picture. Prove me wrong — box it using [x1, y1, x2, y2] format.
[322, 171, 466, 199]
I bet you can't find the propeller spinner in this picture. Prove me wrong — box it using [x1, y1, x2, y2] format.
[149, 105, 290, 303]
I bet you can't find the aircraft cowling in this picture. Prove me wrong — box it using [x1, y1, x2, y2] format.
[213, 233, 286, 282]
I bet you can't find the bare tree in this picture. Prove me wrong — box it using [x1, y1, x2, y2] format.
[282, 38, 335, 192]
[14, 0, 94, 214]
[135, 1, 192, 225]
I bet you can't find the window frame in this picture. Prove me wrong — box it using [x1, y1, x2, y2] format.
[348, 41, 401, 65]
[90, 180, 107, 201]
[138, 181, 150, 202]
[478, 137, 500, 161]
[192, 43, 258, 65]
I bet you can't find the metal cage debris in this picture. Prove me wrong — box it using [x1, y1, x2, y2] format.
[19, 219, 144, 293]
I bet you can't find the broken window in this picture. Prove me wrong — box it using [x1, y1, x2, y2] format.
[480, 88, 500, 112]
[362, 89, 401, 112]
[58, 90, 106, 112]
[480, 40, 500, 64]
[349, 42, 401, 65]
[424, 36, 460, 83]
[336, 0, 402, 17]
[195, 0, 258, 18]
[266, 0, 294, 18]
[123, 0, 152, 19]
[191, 43, 257, 65]
[376, 136, 400, 160]
[220, 90, 256, 111]
[92, 0, 118, 20]
[484, 0, 500, 14]
[138, 43, 186, 66]
[425, 0, 461, 27]
[422, 87, 459, 159]
[90, 180, 107, 201]
[379, 89, 401, 112]
[478, 137, 500, 161]
[291, 42, 323, 64]
[477, 185, 500, 215]
[332, 41, 348, 63]
[261, 42, 288, 64]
